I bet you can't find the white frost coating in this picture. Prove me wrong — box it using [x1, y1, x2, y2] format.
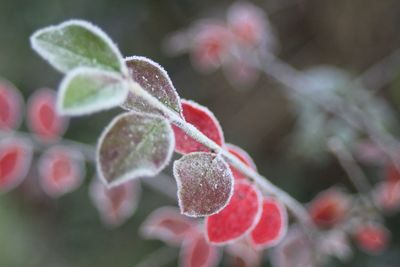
[173, 152, 234, 218]
[0, 137, 33, 194]
[37, 145, 86, 198]
[250, 197, 288, 250]
[124, 55, 183, 117]
[204, 180, 263, 246]
[26, 88, 69, 143]
[30, 19, 128, 75]
[124, 59, 316, 233]
[57, 67, 128, 116]
[140, 206, 194, 246]
[180, 99, 225, 145]
[96, 111, 175, 188]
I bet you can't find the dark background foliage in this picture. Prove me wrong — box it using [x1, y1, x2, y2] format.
[1, 0, 400, 266]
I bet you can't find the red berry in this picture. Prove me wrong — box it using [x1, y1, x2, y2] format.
[38, 146, 85, 197]
[250, 198, 287, 249]
[374, 180, 400, 212]
[27, 89, 68, 142]
[308, 188, 350, 229]
[173, 100, 224, 154]
[0, 138, 32, 193]
[354, 223, 389, 254]
[0, 81, 23, 131]
[191, 22, 232, 72]
[227, 2, 267, 47]
[384, 163, 400, 183]
[206, 181, 262, 244]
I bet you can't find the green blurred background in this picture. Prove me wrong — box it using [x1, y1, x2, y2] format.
[1, 0, 400, 266]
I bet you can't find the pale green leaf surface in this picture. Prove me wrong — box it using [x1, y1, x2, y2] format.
[58, 67, 128, 115]
[31, 20, 126, 74]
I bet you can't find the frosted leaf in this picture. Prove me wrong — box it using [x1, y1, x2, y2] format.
[97, 112, 174, 187]
[173, 100, 224, 154]
[140, 206, 195, 246]
[57, 67, 128, 116]
[89, 177, 140, 227]
[250, 198, 288, 249]
[205, 180, 262, 245]
[27, 88, 69, 142]
[38, 145, 85, 197]
[0, 137, 33, 193]
[0, 80, 24, 131]
[180, 230, 221, 267]
[30, 20, 126, 74]
[173, 152, 233, 217]
[122, 56, 182, 117]
[225, 143, 257, 180]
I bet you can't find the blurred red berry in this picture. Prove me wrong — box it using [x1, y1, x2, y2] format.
[374, 180, 400, 212]
[38, 146, 85, 197]
[308, 188, 350, 229]
[0, 138, 32, 193]
[384, 163, 400, 183]
[354, 223, 389, 254]
[27, 89, 68, 142]
[0, 81, 23, 131]
[227, 2, 267, 47]
[191, 22, 232, 72]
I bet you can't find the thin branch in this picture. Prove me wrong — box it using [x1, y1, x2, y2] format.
[259, 54, 400, 168]
[127, 80, 317, 235]
[327, 137, 372, 194]
[355, 47, 400, 92]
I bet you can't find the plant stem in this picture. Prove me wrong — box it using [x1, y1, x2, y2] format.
[260, 53, 400, 167]
[127, 80, 317, 234]
[327, 137, 372, 194]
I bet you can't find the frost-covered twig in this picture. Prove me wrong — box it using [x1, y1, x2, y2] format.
[128, 79, 317, 233]
[327, 137, 372, 194]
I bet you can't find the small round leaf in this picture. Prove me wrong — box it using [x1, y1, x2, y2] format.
[97, 111, 174, 186]
[173, 152, 233, 217]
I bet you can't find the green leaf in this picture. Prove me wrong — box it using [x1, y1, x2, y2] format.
[58, 67, 128, 116]
[122, 56, 182, 117]
[97, 112, 174, 186]
[173, 152, 234, 217]
[31, 20, 126, 74]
